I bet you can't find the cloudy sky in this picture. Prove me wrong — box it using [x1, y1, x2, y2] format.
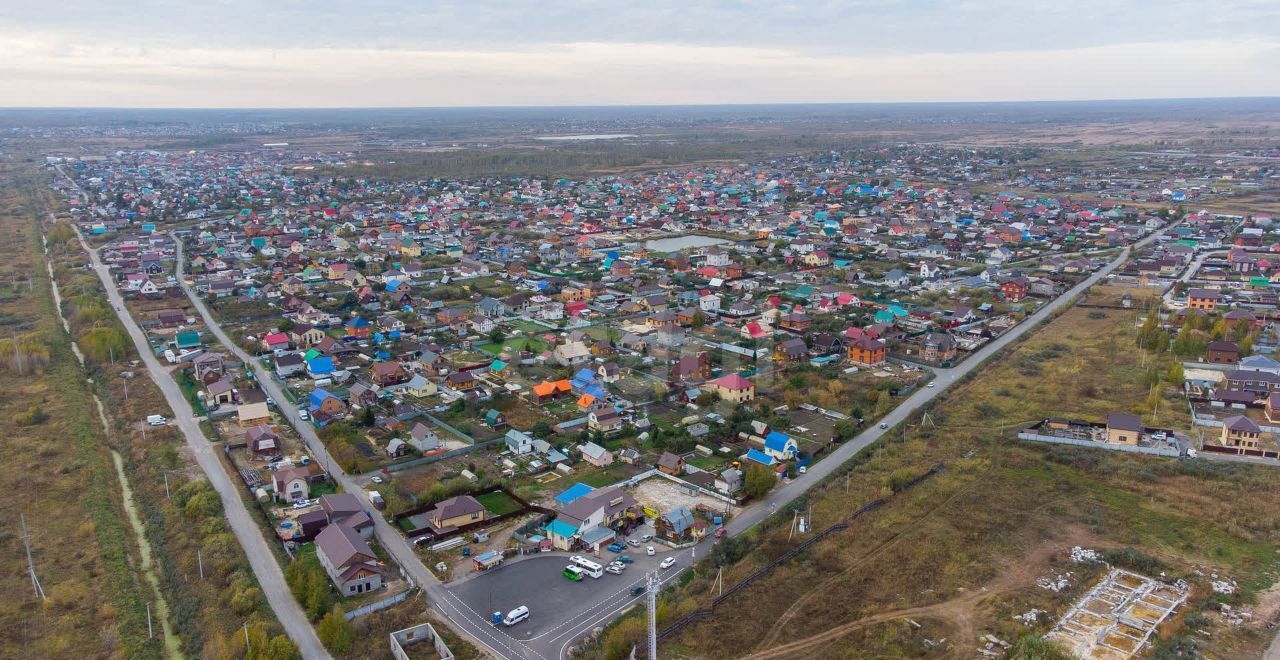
[2, 0, 1278, 107]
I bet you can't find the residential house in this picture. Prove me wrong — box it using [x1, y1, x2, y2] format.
[428, 495, 487, 531]
[370, 361, 409, 386]
[763, 431, 799, 461]
[246, 425, 279, 456]
[409, 422, 441, 453]
[774, 337, 808, 362]
[919, 333, 958, 362]
[314, 523, 382, 596]
[1216, 415, 1265, 453]
[846, 336, 887, 367]
[505, 429, 534, 455]
[1105, 413, 1142, 445]
[587, 409, 624, 433]
[657, 452, 686, 476]
[1187, 288, 1222, 312]
[272, 466, 310, 503]
[1207, 340, 1241, 365]
[579, 442, 614, 467]
[707, 373, 756, 403]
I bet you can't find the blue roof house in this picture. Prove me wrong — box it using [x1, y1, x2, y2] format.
[763, 432, 799, 461]
[307, 356, 335, 377]
[555, 482, 594, 507]
[745, 448, 776, 466]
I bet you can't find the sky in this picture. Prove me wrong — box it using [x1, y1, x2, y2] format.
[2, 0, 1278, 107]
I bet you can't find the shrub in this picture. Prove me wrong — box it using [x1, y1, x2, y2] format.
[317, 605, 355, 654]
[13, 404, 48, 426]
[1103, 547, 1165, 575]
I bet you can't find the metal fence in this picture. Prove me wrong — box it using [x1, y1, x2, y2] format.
[384, 436, 505, 473]
[1016, 431, 1180, 458]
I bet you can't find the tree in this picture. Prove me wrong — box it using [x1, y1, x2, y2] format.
[743, 463, 775, 500]
[317, 606, 355, 654]
[285, 554, 332, 620]
[360, 405, 375, 427]
[489, 327, 506, 345]
[1166, 362, 1184, 385]
[874, 390, 892, 416]
[832, 420, 856, 441]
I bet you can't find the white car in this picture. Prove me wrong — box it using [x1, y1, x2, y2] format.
[640, 534, 652, 543]
[297, 408, 310, 420]
[927, 382, 936, 388]
[370, 476, 383, 484]
[605, 565, 624, 575]
[627, 539, 640, 547]
[646, 546, 656, 556]
[659, 557, 677, 569]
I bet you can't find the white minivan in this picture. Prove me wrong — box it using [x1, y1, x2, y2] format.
[503, 605, 529, 626]
[147, 415, 167, 426]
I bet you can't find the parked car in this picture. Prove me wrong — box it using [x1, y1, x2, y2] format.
[617, 555, 634, 564]
[370, 476, 383, 484]
[640, 534, 652, 543]
[147, 414, 167, 426]
[297, 408, 310, 420]
[627, 539, 641, 547]
[503, 606, 529, 626]
[606, 543, 626, 553]
[660, 557, 677, 569]
[646, 546, 656, 556]
[605, 565, 624, 575]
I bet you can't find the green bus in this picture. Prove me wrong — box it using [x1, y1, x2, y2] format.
[562, 565, 584, 581]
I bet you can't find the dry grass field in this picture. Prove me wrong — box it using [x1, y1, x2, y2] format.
[599, 303, 1280, 659]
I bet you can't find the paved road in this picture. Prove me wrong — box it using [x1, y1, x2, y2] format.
[172, 242, 513, 659]
[75, 229, 332, 660]
[727, 221, 1173, 536]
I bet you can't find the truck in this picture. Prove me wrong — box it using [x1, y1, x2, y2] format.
[368, 490, 385, 510]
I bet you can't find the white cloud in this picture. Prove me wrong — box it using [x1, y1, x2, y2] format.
[1, 33, 1276, 106]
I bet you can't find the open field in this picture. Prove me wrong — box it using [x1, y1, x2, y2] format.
[0, 164, 161, 658]
[603, 300, 1280, 659]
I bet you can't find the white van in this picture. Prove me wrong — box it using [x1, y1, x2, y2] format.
[147, 415, 167, 426]
[503, 606, 529, 626]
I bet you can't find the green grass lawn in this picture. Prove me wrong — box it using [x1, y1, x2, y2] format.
[476, 491, 523, 516]
[687, 454, 727, 471]
[578, 464, 639, 488]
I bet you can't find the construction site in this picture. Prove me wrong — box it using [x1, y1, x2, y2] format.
[1045, 568, 1189, 659]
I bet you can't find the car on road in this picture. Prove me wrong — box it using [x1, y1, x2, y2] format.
[605, 565, 624, 575]
[660, 557, 677, 569]
[370, 476, 383, 484]
[606, 543, 626, 553]
[630, 585, 645, 597]
[879, 422, 888, 429]
[503, 606, 529, 626]
[927, 382, 936, 388]
[640, 534, 652, 542]
[617, 555, 634, 564]
[266, 397, 275, 406]
[646, 546, 655, 556]
[297, 408, 310, 420]
[627, 539, 640, 547]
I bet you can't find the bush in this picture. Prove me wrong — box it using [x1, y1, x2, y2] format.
[1007, 635, 1074, 660]
[13, 404, 48, 426]
[317, 605, 355, 654]
[885, 468, 917, 492]
[1103, 547, 1165, 575]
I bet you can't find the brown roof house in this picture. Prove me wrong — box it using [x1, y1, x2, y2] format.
[1105, 413, 1143, 446]
[1206, 340, 1240, 365]
[272, 466, 311, 503]
[245, 425, 280, 456]
[657, 452, 686, 476]
[1216, 415, 1265, 454]
[314, 523, 382, 596]
[429, 495, 487, 532]
[370, 361, 409, 386]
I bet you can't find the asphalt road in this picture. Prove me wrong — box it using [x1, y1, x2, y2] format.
[172, 242, 512, 658]
[172, 221, 1170, 659]
[76, 229, 332, 660]
[727, 221, 1173, 537]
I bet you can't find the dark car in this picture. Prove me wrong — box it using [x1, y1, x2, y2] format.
[630, 585, 645, 597]
[606, 543, 626, 553]
[617, 555, 634, 564]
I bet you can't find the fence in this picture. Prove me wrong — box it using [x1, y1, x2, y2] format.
[384, 436, 505, 473]
[1016, 431, 1180, 458]
[345, 588, 411, 621]
[656, 463, 945, 641]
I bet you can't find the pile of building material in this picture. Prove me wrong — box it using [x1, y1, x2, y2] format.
[1045, 568, 1189, 659]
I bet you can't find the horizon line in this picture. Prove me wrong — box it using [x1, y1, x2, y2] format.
[2, 96, 1279, 112]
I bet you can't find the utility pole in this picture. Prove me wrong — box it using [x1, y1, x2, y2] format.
[198, 548, 204, 580]
[646, 571, 659, 660]
[164, 472, 170, 500]
[21, 513, 47, 601]
[146, 603, 153, 639]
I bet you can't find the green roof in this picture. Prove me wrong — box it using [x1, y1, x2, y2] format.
[175, 331, 201, 348]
